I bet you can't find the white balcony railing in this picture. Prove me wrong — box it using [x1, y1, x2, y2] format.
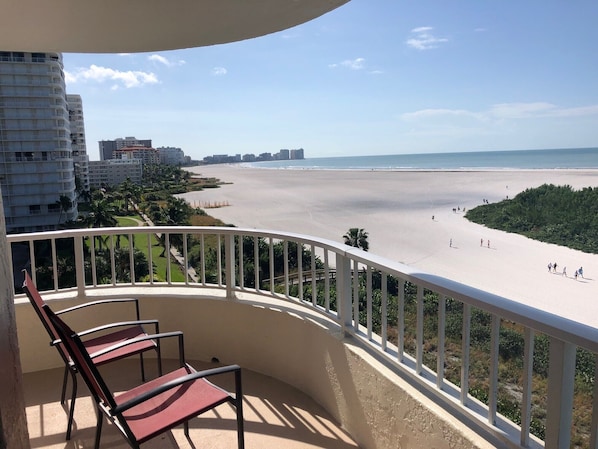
[8, 226, 598, 449]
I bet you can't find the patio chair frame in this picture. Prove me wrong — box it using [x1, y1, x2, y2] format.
[45, 304, 245, 449]
[22, 269, 163, 440]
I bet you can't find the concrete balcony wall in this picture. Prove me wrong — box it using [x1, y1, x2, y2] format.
[14, 287, 492, 449]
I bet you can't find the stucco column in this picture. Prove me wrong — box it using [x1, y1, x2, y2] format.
[0, 191, 30, 448]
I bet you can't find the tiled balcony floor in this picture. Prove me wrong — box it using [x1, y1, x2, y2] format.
[24, 358, 360, 449]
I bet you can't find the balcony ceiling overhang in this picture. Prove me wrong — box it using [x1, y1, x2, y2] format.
[0, 0, 349, 53]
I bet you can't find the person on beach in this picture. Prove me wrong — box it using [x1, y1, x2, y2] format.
[480, 238, 483, 246]
[450, 238, 452, 247]
[575, 270, 578, 280]
[563, 266, 567, 277]
[487, 240, 490, 248]
[548, 262, 553, 272]
[579, 267, 584, 278]
[553, 262, 557, 273]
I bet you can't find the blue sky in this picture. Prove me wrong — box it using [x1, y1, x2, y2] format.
[63, 0, 598, 161]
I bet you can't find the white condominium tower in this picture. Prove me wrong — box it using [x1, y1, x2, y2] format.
[67, 94, 90, 195]
[0, 51, 78, 233]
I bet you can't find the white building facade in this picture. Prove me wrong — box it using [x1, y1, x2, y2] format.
[157, 146, 185, 165]
[0, 51, 78, 233]
[88, 158, 142, 188]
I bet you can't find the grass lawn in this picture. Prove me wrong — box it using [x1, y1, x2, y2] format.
[115, 216, 187, 282]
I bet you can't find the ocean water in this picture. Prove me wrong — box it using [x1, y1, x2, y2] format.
[248, 147, 598, 170]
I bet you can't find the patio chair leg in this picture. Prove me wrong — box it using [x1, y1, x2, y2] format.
[184, 421, 189, 438]
[60, 366, 69, 404]
[235, 370, 244, 449]
[94, 406, 103, 449]
[66, 371, 77, 440]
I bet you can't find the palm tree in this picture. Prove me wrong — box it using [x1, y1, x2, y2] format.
[343, 228, 369, 251]
[56, 194, 72, 226]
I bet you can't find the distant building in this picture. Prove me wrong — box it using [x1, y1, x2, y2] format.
[278, 149, 290, 160]
[99, 136, 152, 160]
[88, 158, 142, 188]
[290, 148, 304, 160]
[0, 51, 78, 233]
[114, 145, 159, 165]
[67, 94, 90, 195]
[157, 146, 185, 165]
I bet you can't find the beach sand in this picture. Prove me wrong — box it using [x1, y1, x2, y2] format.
[180, 166, 598, 328]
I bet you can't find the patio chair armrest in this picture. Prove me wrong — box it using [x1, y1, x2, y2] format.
[76, 319, 159, 338]
[113, 364, 242, 414]
[88, 331, 184, 363]
[55, 298, 141, 320]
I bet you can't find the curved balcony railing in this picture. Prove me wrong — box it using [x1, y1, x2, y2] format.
[8, 226, 598, 449]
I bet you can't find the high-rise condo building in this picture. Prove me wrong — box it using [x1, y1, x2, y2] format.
[67, 94, 90, 196]
[0, 51, 78, 233]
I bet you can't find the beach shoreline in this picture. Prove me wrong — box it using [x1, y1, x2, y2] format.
[179, 164, 598, 327]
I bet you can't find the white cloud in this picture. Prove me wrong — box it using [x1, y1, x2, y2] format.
[401, 102, 598, 122]
[406, 27, 448, 50]
[329, 57, 365, 70]
[148, 54, 186, 67]
[401, 108, 483, 121]
[64, 64, 159, 88]
[212, 67, 228, 76]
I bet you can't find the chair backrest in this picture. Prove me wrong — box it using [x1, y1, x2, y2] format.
[21, 269, 71, 365]
[44, 304, 116, 409]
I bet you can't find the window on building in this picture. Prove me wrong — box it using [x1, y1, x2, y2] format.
[29, 205, 41, 215]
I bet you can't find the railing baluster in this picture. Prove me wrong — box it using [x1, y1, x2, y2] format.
[74, 235, 85, 296]
[324, 250, 330, 312]
[225, 233, 235, 299]
[461, 303, 471, 406]
[183, 232, 189, 285]
[237, 235, 243, 289]
[437, 295, 446, 390]
[416, 285, 424, 375]
[216, 234, 222, 286]
[311, 245, 316, 307]
[488, 314, 500, 425]
[545, 338, 576, 449]
[381, 272, 387, 352]
[353, 259, 359, 330]
[336, 253, 352, 332]
[90, 235, 97, 286]
[253, 236, 259, 291]
[297, 242, 303, 301]
[521, 327, 534, 447]
[110, 234, 116, 286]
[366, 266, 372, 340]
[200, 233, 206, 285]
[397, 279, 405, 363]
[51, 238, 58, 291]
[128, 233, 135, 285]
[147, 233, 154, 284]
[284, 240, 289, 297]
[269, 238, 275, 295]
[165, 233, 171, 284]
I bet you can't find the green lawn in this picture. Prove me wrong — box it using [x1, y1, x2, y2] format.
[115, 216, 187, 282]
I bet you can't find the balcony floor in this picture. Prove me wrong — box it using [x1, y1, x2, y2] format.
[24, 358, 360, 449]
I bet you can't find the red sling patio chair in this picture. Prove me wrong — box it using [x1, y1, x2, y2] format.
[22, 269, 163, 440]
[45, 304, 245, 449]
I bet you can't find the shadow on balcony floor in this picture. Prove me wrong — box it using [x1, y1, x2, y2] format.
[24, 358, 360, 449]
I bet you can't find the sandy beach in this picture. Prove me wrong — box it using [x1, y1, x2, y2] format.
[180, 166, 598, 328]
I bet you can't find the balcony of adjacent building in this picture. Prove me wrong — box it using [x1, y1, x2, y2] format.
[7, 225, 598, 449]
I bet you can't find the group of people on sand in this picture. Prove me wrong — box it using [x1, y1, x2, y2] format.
[548, 262, 584, 280]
